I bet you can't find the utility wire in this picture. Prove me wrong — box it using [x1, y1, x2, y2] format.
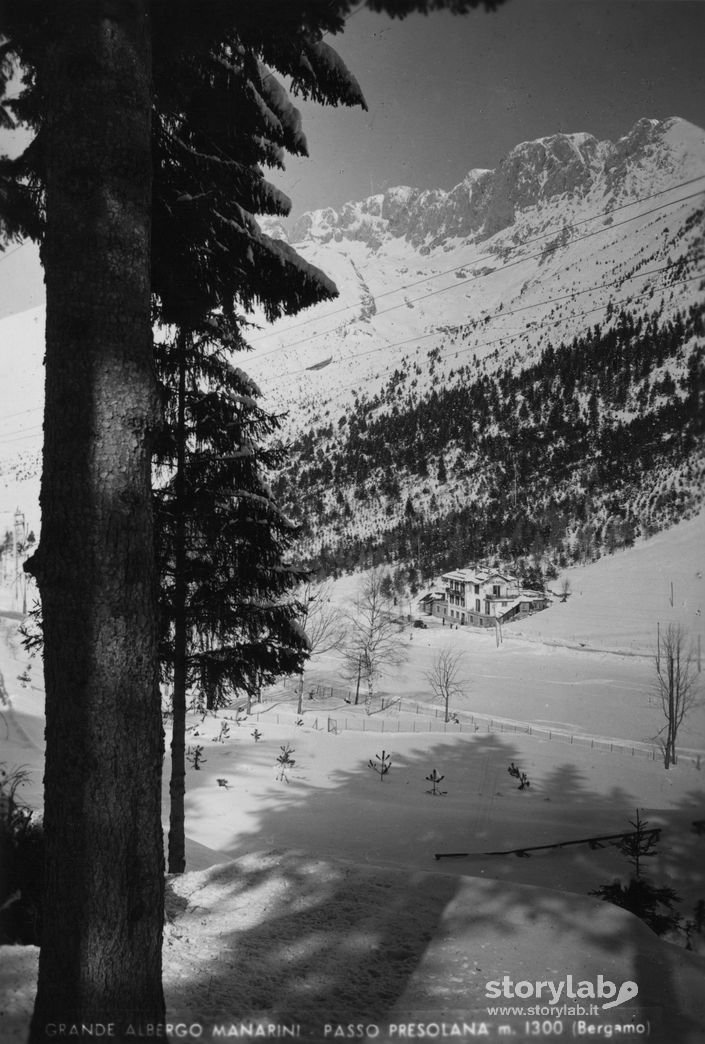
[248, 172, 705, 352]
[0, 241, 29, 265]
[260, 266, 705, 397]
[0, 267, 700, 443]
[0, 404, 43, 425]
[0, 423, 43, 446]
[254, 187, 705, 365]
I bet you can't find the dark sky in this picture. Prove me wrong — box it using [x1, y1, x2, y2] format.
[273, 0, 705, 217]
[1, 0, 704, 317]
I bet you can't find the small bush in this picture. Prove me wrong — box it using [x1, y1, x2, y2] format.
[590, 811, 683, 938]
[0, 765, 43, 945]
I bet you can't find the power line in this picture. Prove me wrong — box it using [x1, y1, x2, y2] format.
[0, 404, 43, 425]
[248, 172, 705, 353]
[0, 423, 43, 446]
[260, 267, 705, 398]
[0, 240, 29, 265]
[257, 187, 705, 366]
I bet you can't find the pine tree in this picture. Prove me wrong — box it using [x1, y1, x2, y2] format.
[590, 811, 682, 937]
[154, 329, 310, 873]
[1, 1, 505, 1034]
[3, 4, 165, 1036]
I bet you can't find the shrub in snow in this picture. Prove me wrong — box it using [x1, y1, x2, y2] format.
[508, 762, 530, 790]
[251, 729, 262, 742]
[590, 811, 683, 938]
[425, 768, 447, 796]
[276, 744, 296, 783]
[369, 749, 392, 782]
[186, 745, 206, 770]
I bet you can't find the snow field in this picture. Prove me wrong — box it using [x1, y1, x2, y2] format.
[2, 516, 705, 1041]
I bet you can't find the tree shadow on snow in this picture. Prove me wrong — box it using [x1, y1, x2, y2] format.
[164, 728, 705, 1040]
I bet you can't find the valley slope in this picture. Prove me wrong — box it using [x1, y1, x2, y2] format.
[1, 117, 704, 580]
[245, 116, 705, 579]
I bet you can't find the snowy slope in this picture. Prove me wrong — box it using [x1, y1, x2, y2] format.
[2, 509, 705, 1041]
[2, 628, 705, 1042]
[248, 116, 705, 424]
[0, 118, 703, 545]
[237, 117, 705, 566]
[515, 511, 705, 654]
[0, 305, 44, 534]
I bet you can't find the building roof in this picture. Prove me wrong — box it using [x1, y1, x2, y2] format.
[418, 589, 445, 603]
[442, 568, 517, 585]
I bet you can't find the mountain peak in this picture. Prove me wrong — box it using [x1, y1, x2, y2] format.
[269, 117, 704, 253]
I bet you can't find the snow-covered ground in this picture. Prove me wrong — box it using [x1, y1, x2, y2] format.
[516, 512, 705, 656]
[1, 515, 704, 1042]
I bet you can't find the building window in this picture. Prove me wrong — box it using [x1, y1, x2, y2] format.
[475, 599, 480, 612]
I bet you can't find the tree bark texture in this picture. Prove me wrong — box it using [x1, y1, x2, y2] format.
[28, 3, 165, 1038]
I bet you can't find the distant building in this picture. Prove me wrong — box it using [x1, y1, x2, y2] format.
[422, 568, 549, 627]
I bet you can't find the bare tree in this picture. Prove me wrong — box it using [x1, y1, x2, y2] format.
[296, 581, 345, 712]
[425, 647, 466, 722]
[655, 623, 701, 769]
[342, 569, 405, 704]
[559, 578, 571, 602]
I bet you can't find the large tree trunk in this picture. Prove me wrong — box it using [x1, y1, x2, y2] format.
[27, 3, 165, 1039]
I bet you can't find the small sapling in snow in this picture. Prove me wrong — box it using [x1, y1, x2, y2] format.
[426, 768, 447, 796]
[369, 749, 392, 782]
[186, 745, 206, 770]
[213, 722, 230, 743]
[251, 729, 262, 742]
[590, 810, 682, 937]
[276, 744, 296, 783]
[508, 762, 530, 790]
